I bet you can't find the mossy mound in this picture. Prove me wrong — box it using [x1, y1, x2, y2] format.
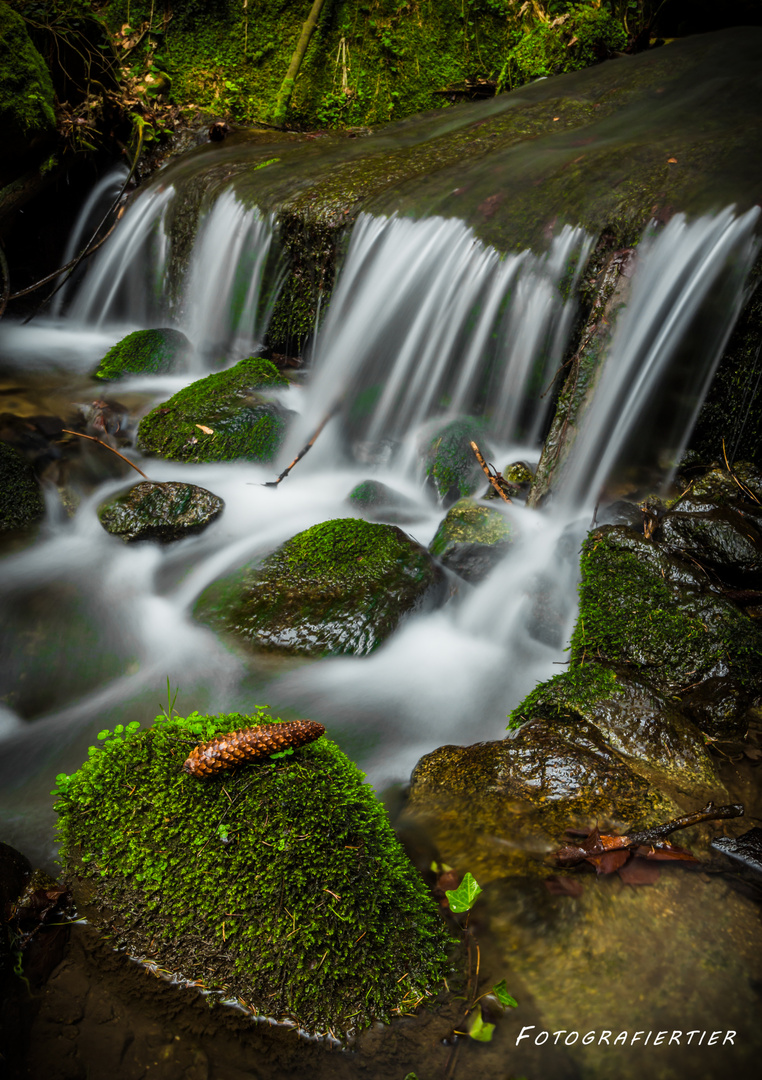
[0, 2, 55, 163]
[346, 479, 419, 523]
[54, 711, 449, 1036]
[137, 358, 291, 464]
[195, 518, 445, 656]
[421, 419, 492, 507]
[93, 329, 191, 381]
[0, 441, 44, 531]
[97, 481, 224, 543]
[429, 497, 514, 583]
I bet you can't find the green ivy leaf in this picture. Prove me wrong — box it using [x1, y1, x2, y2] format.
[468, 1006, 495, 1042]
[446, 871, 482, 913]
[492, 978, 518, 1008]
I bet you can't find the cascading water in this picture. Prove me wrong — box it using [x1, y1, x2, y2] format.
[0, 160, 759, 863]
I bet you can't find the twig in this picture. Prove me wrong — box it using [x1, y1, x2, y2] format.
[723, 436, 760, 505]
[61, 429, 151, 480]
[264, 402, 340, 487]
[8, 220, 117, 301]
[470, 441, 511, 502]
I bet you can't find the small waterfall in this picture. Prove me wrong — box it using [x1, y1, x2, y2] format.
[291, 214, 592, 462]
[68, 182, 283, 364]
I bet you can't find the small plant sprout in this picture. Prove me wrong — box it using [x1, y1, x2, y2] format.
[445, 871, 482, 914]
[160, 677, 180, 720]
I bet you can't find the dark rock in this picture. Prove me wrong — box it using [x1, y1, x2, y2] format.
[0, 441, 44, 530]
[346, 479, 419, 522]
[137, 357, 292, 464]
[421, 418, 492, 506]
[93, 328, 191, 381]
[195, 518, 445, 656]
[656, 504, 762, 587]
[711, 828, 762, 876]
[0, 841, 32, 922]
[429, 497, 514, 583]
[97, 481, 224, 543]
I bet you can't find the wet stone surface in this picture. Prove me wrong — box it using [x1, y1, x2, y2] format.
[428, 497, 514, 583]
[97, 481, 225, 543]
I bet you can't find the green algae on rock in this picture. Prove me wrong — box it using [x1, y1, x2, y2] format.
[137, 357, 291, 464]
[0, 441, 44, 531]
[429, 497, 514, 583]
[421, 419, 492, 507]
[93, 329, 191, 381]
[195, 518, 445, 656]
[53, 710, 449, 1036]
[0, 2, 55, 163]
[346, 479, 418, 523]
[97, 481, 224, 543]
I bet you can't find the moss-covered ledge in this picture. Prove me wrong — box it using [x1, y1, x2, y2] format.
[54, 710, 450, 1037]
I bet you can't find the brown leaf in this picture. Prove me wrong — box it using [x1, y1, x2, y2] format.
[618, 857, 661, 886]
[591, 849, 631, 875]
[634, 843, 697, 862]
[545, 876, 584, 897]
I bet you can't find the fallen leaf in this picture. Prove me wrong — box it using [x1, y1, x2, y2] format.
[591, 849, 630, 875]
[667, 157, 678, 164]
[618, 858, 660, 886]
[196, 424, 214, 434]
[545, 876, 584, 897]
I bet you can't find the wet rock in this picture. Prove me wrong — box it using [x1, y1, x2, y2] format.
[406, 718, 678, 883]
[195, 518, 445, 656]
[511, 663, 721, 798]
[711, 827, 762, 876]
[346, 479, 419, 522]
[429, 497, 514, 583]
[420, 418, 492, 506]
[97, 481, 224, 543]
[656, 504, 762, 588]
[93, 328, 191, 381]
[570, 525, 762, 736]
[0, 441, 44, 531]
[137, 357, 292, 464]
[0, 841, 32, 924]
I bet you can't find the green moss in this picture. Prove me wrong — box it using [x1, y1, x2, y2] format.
[137, 357, 290, 463]
[94, 328, 191, 381]
[0, 2, 55, 160]
[423, 419, 491, 506]
[0, 441, 45, 531]
[429, 497, 512, 556]
[195, 518, 442, 655]
[509, 662, 620, 730]
[54, 710, 449, 1035]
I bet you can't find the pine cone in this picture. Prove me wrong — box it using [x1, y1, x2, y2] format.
[182, 719, 325, 778]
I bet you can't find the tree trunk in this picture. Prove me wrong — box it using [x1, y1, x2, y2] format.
[271, 0, 329, 127]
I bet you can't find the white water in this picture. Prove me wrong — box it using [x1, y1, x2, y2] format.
[0, 184, 759, 862]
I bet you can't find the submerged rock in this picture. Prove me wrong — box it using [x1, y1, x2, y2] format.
[429, 497, 514, 583]
[93, 329, 191, 381]
[0, 442, 44, 531]
[137, 357, 291, 464]
[421, 418, 492, 507]
[195, 517, 445, 656]
[346, 479, 419, 522]
[54, 711, 449, 1037]
[97, 481, 224, 543]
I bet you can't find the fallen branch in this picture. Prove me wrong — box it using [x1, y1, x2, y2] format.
[61, 429, 150, 480]
[470, 441, 511, 503]
[264, 402, 339, 488]
[557, 801, 744, 866]
[723, 436, 760, 505]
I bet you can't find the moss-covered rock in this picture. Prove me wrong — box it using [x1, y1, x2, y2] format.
[568, 525, 762, 736]
[429, 497, 514, 583]
[0, 441, 44, 531]
[421, 419, 492, 507]
[93, 329, 191, 381]
[97, 481, 224, 543]
[137, 357, 291, 463]
[195, 517, 445, 656]
[346, 479, 418, 522]
[0, 2, 55, 163]
[54, 710, 449, 1036]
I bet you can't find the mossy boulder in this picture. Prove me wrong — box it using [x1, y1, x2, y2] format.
[406, 719, 678, 884]
[137, 358, 291, 464]
[346, 479, 418, 523]
[93, 329, 191, 381]
[0, 2, 55, 163]
[0, 441, 44, 531]
[53, 710, 449, 1036]
[429, 497, 514, 583]
[195, 518, 445, 656]
[97, 481, 224, 543]
[570, 525, 762, 736]
[421, 419, 492, 507]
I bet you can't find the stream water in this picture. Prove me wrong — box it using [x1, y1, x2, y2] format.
[1, 105, 762, 1078]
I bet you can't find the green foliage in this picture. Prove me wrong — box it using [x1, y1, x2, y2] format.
[54, 708, 450, 1034]
[492, 977, 518, 1008]
[445, 871, 482, 913]
[0, 1, 56, 157]
[0, 442, 45, 531]
[137, 358, 290, 464]
[93, 328, 190, 381]
[509, 662, 621, 729]
[468, 1004, 495, 1042]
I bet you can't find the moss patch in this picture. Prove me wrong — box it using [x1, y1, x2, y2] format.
[0, 2, 55, 162]
[54, 710, 449, 1035]
[93, 328, 191, 381]
[136, 357, 290, 463]
[97, 481, 224, 543]
[0, 441, 44, 531]
[195, 517, 444, 655]
[422, 419, 491, 507]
